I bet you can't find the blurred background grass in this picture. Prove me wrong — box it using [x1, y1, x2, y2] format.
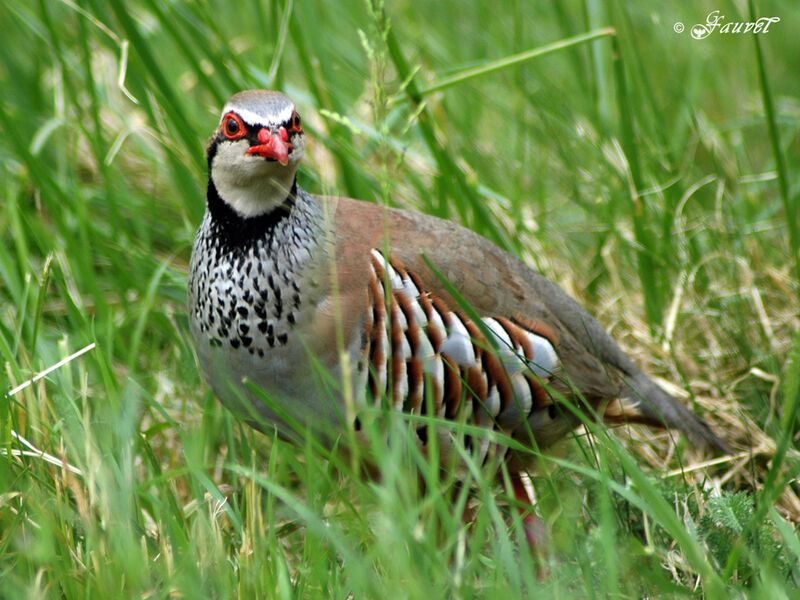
[1, 0, 798, 597]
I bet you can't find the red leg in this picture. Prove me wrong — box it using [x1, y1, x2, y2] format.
[511, 474, 547, 550]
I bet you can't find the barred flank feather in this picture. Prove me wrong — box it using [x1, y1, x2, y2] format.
[364, 249, 562, 462]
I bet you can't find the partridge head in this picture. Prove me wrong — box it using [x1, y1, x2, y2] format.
[209, 91, 305, 219]
[189, 90, 729, 508]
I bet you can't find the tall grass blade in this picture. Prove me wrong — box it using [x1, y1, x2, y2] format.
[611, 34, 663, 328]
[748, 0, 798, 293]
[414, 28, 616, 98]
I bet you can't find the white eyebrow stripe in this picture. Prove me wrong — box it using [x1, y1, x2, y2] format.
[220, 105, 295, 128]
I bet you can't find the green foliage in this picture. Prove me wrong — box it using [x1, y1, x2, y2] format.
[699, 491, 790, 583]
[782, 329, 800, 432]
[1, 0, 798, 597]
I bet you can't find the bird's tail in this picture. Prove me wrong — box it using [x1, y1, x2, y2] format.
[605, 371, 731, 454]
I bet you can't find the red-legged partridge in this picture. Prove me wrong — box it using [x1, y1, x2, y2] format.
[188, 90, 728, 526]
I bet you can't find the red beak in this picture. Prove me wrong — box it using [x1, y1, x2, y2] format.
[247, 126, 291, 165]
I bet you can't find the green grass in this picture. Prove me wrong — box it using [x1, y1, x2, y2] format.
[1, 0, 799, 597]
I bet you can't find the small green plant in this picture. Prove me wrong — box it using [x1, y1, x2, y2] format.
[699, 491, 791, 584]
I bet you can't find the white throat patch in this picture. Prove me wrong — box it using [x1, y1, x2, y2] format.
[211, 139, 298, 218]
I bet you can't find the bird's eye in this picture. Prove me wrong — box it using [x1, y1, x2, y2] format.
[222, 113, 246, 139]
[290, 111, 302, 133]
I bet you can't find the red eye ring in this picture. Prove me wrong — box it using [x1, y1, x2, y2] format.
[290, 110, 303, 133]
[222, 112, 246, 139]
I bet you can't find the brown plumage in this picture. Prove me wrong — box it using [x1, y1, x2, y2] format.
[322, 196, 729, 454]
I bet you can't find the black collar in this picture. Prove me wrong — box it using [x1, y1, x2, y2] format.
[206, 177, 297, 248]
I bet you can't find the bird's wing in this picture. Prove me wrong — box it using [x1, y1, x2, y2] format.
[326, 195, 728, 453]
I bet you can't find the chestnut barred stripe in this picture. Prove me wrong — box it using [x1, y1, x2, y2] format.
[365, 249, 561, 457]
